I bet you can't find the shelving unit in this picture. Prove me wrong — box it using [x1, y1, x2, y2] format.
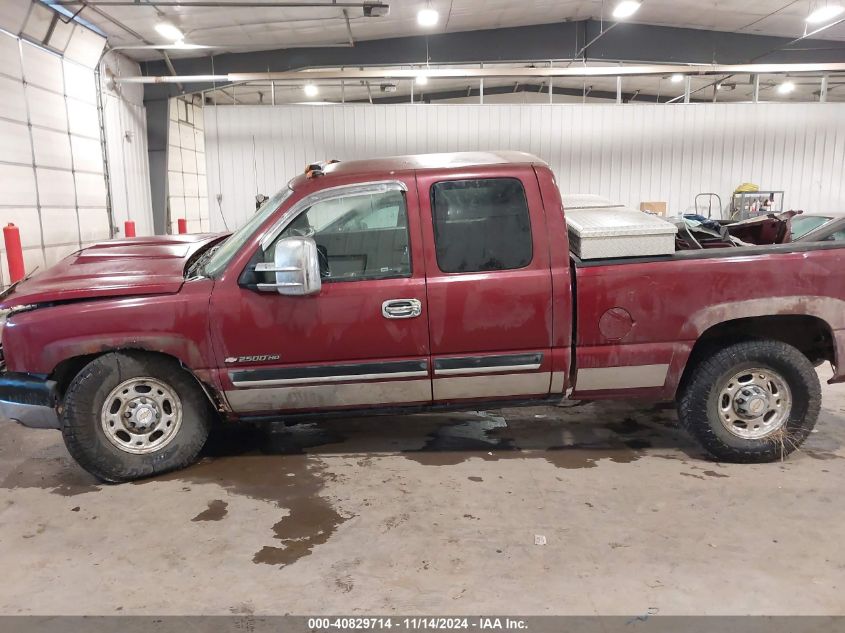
[730, 191, 785, 220]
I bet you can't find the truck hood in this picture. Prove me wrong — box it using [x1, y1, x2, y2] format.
[0, 233, 225, 308]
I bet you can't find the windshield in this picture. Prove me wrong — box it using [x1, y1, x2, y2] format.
[203, 186, 293, 277]
[791, 215, 833, 239]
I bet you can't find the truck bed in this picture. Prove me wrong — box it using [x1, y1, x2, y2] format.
[569, 239, 845, 400]
[569, 235, 845, 267]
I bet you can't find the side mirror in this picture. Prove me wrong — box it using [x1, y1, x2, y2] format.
[255, 236, 322, 296]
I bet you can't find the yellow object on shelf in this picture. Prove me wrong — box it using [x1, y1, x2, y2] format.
[734, 182, 759, 193]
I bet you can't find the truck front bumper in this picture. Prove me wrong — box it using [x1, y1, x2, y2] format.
[0, 372, 60, 429]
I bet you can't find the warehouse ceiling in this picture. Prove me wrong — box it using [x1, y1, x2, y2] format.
[199, 71, 845, 104]
[46, 0, 845, 61]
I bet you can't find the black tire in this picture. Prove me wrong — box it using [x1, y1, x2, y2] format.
[61, 352, 212, 482]
[677, 339, 821, 463]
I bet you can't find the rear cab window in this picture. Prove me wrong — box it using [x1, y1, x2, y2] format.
[430, 178, 532, 273]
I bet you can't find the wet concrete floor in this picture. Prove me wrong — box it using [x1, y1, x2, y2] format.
[1, 368, 845, 615]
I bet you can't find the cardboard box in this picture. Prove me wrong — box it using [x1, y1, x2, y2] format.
[640, 201, 667, 216]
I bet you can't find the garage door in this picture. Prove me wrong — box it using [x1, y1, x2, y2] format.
[0, 14, 109, 288]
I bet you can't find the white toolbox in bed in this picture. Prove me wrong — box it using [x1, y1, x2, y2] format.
[561, 193, 626, 211]
[567, 208, 677, 260]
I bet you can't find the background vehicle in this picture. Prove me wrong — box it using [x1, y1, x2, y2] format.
[795, 215, 845, 243]
[790, 214, 837, 239]
[1, 152, 844, 482]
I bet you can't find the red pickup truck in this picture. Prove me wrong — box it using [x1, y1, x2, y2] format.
[1, 152, 844, 482]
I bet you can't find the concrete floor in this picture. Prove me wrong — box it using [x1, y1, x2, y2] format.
[2, 367, 845, 616]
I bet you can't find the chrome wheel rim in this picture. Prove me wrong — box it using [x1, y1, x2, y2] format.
[100, 377, 182, 455]
[717, 367, 792, 439]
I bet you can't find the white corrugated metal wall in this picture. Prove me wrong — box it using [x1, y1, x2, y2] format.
[101, 52, 154, 238]
[204, 103, 845, 232]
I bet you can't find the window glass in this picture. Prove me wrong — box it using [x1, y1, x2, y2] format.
[431, 178, 532, 273]
[825, 229, 845, 242]
[267, 190, 410, 282]
[203, 186, 293, 277]
[791, 215, 832, 239]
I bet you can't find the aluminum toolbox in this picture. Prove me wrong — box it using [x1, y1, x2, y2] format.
[561, 193, 625, 211]
[567, 208, 677, 260]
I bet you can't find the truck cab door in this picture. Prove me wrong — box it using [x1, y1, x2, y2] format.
[416, 166, 555, 402]
[209, 178, 432, 414]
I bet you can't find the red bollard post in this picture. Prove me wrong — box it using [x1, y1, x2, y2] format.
[124, 220, 136, 238]
[3, 223, 25, 284]
[177, 218, 188, 234]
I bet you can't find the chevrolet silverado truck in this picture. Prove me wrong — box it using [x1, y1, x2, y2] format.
[1, 151, 844, 482]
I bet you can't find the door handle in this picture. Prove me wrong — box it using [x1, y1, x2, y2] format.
[382, 299, 422, 319]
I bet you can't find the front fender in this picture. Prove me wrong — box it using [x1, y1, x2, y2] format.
[2, 280, 215, 376]
[40, 333, 206, 373]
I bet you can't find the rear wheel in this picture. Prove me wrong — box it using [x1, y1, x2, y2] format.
[61, 352, 212, 482]
[678, 339, 821, 462]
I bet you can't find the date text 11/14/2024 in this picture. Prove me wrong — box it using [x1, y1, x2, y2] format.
[307, 618, 528, 630]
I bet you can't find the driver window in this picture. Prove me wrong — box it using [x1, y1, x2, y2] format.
[264, 189, 411, 282]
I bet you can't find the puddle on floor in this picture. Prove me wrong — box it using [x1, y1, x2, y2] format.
[397, 404, 696, 468]
[0, 406, 693, 569]
[0, 401, 705, 501]
[144, 449, 349, 568]
[6, 401, 842, 570]
[191, 499, 229, 521]
[0, 455, 101, 497]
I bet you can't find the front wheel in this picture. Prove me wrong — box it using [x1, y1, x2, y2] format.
[677, 339, 821, 463]
[61, 352, 212, 482]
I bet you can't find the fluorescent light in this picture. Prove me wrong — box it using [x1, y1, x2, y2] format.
[806, 4, 844, 23]
[417, 7, 439, 27]
[170, 42, 207, 50]
[612, 1, 641, 18]
[303, 84, 319, 97]
[155, 22, 184, 41]
[415, 74, 429, 85]
[777, 81, 796, 94]
[670, 73, 684, 83]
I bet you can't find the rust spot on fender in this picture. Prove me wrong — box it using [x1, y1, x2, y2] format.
[686, 296, 845, 339]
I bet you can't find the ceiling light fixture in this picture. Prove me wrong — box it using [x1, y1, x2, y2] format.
[169, 41, 209, 50]
[777, 81, 796, 94]
[805, 4, 845, 23]
[415, 73, 429, 85]
[417, 7, 439, 27]
[155, 22, 184, 41]
[612, 1, 641, 19]
[670, 73, 684, 83]
[303, 84, 319, 97]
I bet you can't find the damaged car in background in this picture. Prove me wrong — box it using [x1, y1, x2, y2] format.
[675, 211, 845, 249]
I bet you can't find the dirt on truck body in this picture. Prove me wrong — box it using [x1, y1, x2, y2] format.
[1, 151, 844, 481]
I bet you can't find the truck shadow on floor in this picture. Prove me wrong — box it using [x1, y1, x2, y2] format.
[203, 398, 845, 467]
[203, 401, 704, 467]
[2, 400, 842, 498]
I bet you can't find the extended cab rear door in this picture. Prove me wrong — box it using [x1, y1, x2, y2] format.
[416, 165, 555, 402]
